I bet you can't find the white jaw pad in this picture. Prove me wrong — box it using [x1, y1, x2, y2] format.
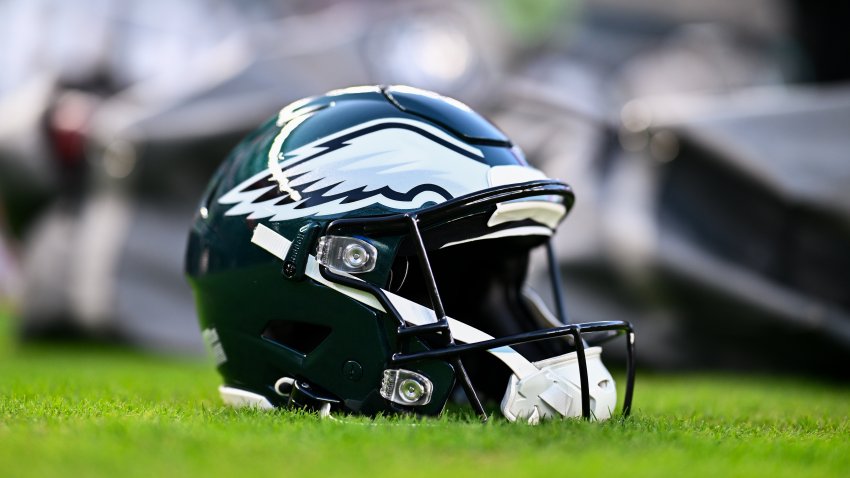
[501, 347, 617, 424]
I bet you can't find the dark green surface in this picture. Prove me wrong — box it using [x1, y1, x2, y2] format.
[0, 309, 848, 478]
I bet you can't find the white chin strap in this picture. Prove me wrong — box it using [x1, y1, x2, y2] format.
[501, 348, 616, 423]
[251, 224, 617, 422]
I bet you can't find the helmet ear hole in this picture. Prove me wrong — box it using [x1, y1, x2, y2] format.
[261, 320, 332, 355]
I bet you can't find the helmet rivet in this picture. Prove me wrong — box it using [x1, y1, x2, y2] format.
[342, 243, 369, 269]
[398, 378, 425, 403]
[342, 360, 363, 381]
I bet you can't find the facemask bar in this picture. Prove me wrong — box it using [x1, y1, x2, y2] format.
[391, 320, 636, 419]
[318, 180, 635, 421]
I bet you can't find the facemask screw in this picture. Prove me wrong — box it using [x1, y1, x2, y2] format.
[380, 369, 433, 406]
[342, 243, 370, 269]
[317, 236, 377, 273]
[398, 378, 425, 403]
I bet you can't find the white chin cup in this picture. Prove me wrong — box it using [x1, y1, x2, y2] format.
[501, 347, 616, 424]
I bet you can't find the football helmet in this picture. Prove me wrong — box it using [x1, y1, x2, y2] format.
[185, 85, 635, 422]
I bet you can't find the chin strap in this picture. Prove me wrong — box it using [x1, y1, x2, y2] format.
[250, 224, 616, 422]
[500, 347, 616, 423]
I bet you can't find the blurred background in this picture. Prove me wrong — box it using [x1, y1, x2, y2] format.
[0, 0, 848, 377]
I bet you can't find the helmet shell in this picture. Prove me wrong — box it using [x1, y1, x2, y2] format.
[186, 86, 542, 415]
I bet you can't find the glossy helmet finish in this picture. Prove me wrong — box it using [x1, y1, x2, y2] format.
[185, 85, 635, 422]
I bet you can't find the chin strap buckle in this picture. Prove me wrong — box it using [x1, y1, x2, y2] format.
[275, 377, 339, 418]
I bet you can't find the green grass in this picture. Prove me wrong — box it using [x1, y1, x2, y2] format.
[1, 309, 849, 478]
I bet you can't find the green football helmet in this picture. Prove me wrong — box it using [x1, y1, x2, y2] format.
[185, 85, 635, 422]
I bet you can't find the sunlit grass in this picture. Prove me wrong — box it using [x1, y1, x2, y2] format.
[0, 316, 848, 478]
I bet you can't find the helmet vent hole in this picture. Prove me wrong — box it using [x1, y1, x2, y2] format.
[261, 320, 332, 355]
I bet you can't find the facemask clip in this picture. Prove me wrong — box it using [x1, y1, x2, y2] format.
[317, 235, 377, 274]
[380, 369, 433, 406]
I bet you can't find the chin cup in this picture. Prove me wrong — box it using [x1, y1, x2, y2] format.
[501, 347, 616, 424]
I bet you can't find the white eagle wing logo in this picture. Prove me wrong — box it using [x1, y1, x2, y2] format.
[219, 118, 491, 221]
